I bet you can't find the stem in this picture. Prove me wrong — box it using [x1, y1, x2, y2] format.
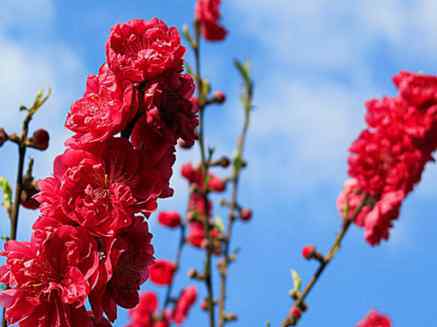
[218, 77, 253, 327]
[2, 112, 33, 327]
[162, 223, 186, 311]
[193, 21, 215, 327]
[281, 196, 369, 327]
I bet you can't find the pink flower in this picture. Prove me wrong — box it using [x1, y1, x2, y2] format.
[356, 310, 391, 327]
[36, 138, 159, 237]
[106, 18, 185, 82]
[0, 226, 99, 327]
[195, 0, 228, 41]
[66, 64, 137, 148]
[171, 286, 197, 324]
[157, 211, 182, 228]
[149, 259, 177, 286]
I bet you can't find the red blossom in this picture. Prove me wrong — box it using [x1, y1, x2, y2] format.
[240, 208, 252, 221]
[157, 211, 182, 228]
[89, 217, 154, 322]
[341, 71, 437, 245]
[195, 0, 228, 41]
[356, 310, 391, 327]
[0, 226, 99, 327]
[171, 286, 197, 324]
[36, 138, 159, 237]
[301, 245, 316, 260]
[66, 64, 137, 148]
[106, 18, 185, 83]
[127, 292, 170, 327]
[181, 162, 226, 193]
[149, 259, 177, 286]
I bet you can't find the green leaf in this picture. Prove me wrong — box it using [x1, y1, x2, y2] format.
[29, 88, 52, 114]
[291, 269, 302, 293]
[0, 177, 12, 213]
[234, 59, 251, 86]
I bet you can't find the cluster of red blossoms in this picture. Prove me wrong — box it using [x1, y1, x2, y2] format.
[195, 0, 227, 41]
[356, 310, 391, 327]
[0, 18, 198, 326]
[338, 71, 437, 245]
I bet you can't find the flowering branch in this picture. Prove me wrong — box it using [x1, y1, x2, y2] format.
[191, 19, 217, 327]
[218, 60, 254, 327]
[1, 89, 51, 327]
[282, 196, 369, 327]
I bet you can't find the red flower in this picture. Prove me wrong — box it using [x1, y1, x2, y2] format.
[181, 162, 226, 193]
[106, 18, 185, 83]
[127, 292, 170, 327]
[356, 310, 391, 327]
[171, 286, 197, 324]
[157, 211, 182, 228]
[195, 0, 228, 41]
[342, 71, 437, 245]
[89, 216, 154, 322]
[66, 64, 137, 148]
[186, 221, 221, 252]
[149, 259, 177, 286]
[131, 73, 198, 154]
[0, 226, 99, 327]
[36, 138, 159, 237]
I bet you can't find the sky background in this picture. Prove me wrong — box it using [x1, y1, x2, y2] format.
[1, 1, 437, 326]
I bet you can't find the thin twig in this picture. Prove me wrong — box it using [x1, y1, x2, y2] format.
[281, 196, 369, 326]
[218, 66, 253, 327]
[192, 21, 216, 327]
[2, 110, 35, 327]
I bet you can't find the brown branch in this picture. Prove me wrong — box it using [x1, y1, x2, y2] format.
[218, 65, 253, 327]
[281, 196, 369, 327]
[162, 223, 186, 311]
[192, 21, 216, 327]
[2, 110, 36, 327]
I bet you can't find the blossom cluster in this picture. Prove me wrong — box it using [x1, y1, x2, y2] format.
[0, 18, 198, 326]
[338, 71, 437, 245]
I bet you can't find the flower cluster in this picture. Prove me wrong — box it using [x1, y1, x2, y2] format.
[0, 18, 197, 326]
[195, 0, 227, 41]
[338, 71, 437, 245]
[356, 310, 391, 327]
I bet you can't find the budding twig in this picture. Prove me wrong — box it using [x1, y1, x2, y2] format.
[281, 196, 370, 326]
[218, 61, 254, 327]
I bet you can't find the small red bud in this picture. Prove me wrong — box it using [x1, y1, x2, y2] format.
[200, 299, 209, 311]
[0, 128, 7, 147]
[213, 91, 226, 104]
[240, 208, 252, 221]
[30, 129, 49, 150]
[302, 245, 316, 260]
[291, 306, 302, 320]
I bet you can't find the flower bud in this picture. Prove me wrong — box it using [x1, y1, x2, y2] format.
[240, 208, 252, 221]
[0, 128, 7, 147]
[302, 245, 316, 260]
[291, 306, 301, 320]
[21, 180, 39, 210]
[157, 211, 182, 228]
[29, 129, 49, 151]
[213, 91, 226, 104]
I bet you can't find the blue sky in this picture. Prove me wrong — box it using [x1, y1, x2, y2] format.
[1, 1, 437, 326]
